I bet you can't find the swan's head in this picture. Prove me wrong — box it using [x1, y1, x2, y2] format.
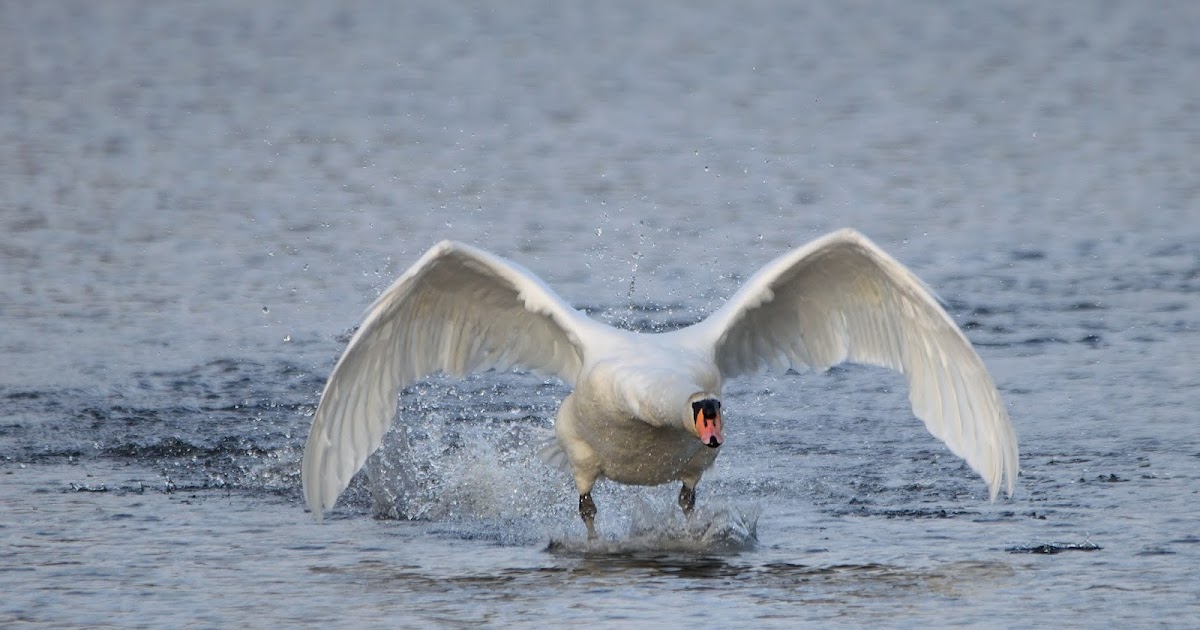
[688, 395, 723, 448]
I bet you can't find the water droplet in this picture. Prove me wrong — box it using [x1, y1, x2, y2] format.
[596, 228, 603, 236]
[283, 335, 292, 342]
[261, 306, 270, 314]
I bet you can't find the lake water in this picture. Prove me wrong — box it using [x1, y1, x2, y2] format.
[3, 1, 1199, 627]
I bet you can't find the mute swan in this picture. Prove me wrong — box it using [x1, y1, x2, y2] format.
[301, 228, 1018, 537]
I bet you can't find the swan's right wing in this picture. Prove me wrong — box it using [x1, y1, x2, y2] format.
[301, 241, 592, 520]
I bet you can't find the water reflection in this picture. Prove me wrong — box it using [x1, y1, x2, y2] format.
[329, 552, 1015, 610]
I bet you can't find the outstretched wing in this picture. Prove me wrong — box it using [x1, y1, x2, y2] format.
[301, 241, 592, 519]
[690, 228, 1018, 499]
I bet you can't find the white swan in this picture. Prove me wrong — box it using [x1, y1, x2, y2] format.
[301, 228, 1018, 536]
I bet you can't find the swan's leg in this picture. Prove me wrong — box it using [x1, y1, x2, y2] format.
[679, 449, 716, 519]
[578, 492, 598, 540]
[677, 482, 696, 516]
[559, 406, 603, 539]
[571, 462, 601, 539]
[555, 395, 603, 539]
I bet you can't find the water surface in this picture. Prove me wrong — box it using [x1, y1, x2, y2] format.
[3, 1, 1199, 627]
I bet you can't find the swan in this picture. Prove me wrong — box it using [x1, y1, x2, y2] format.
[301, 228, 1018, 537]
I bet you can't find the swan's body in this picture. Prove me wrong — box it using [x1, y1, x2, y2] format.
[302, 228, 1018, 536]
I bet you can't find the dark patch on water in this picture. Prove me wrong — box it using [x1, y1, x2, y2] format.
[103, 435, 271, 461]
[1019, 336, 1070, 345]
[0, 358, 321, 496]
[1006, 542, 1103, 555]
[5, 391, 44, 401]
[836, 505, 974, 520]
[1010, 249, 1046, 261]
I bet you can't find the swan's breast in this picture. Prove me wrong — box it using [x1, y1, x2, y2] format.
[587, 419, 707, 486]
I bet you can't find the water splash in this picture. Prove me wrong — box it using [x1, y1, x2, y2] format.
[363, 402, 570, 523]
[547, 498, 760, 555]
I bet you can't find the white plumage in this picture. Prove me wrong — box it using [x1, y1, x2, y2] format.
[301, 228, 1018, 534]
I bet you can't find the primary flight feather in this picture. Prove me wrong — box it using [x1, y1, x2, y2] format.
[301, 228, 1018, 536]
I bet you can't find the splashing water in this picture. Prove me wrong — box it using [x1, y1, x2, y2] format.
[547, 498, 760, 555]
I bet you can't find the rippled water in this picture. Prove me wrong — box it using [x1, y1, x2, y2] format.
[3, 1, 1199, 627]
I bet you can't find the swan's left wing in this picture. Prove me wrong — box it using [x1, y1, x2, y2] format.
[302, 241, 593, 520]
[689, 228, 1018, 499]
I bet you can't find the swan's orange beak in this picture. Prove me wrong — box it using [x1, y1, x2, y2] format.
[693, 401, 723, 448]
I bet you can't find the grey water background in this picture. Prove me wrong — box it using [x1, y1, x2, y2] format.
[2, 1, 1199, 626]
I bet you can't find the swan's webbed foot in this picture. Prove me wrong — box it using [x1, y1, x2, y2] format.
[579, 493, 598, 540]
[678, 482, 696, 517]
